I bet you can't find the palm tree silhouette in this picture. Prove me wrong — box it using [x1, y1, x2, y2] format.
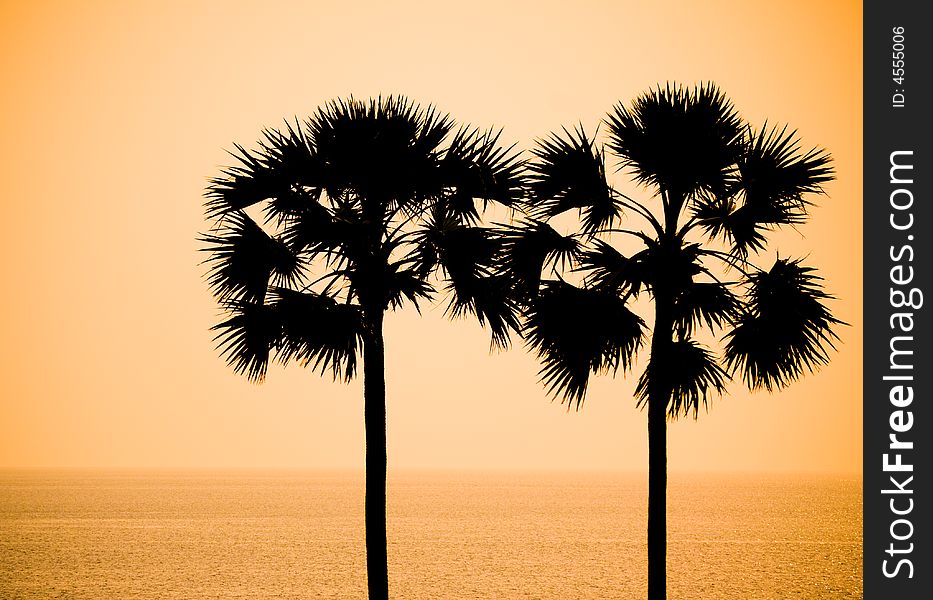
[500, 83, 842, 600]
[200, 97, 523, 599]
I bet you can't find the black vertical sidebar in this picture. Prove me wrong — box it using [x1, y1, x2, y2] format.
[864, 2, 930, 598]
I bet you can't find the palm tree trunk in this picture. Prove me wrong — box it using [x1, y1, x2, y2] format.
[647, 296, 673, 600]
[647, 383, 667, 600]
[363, 309, 388, 600]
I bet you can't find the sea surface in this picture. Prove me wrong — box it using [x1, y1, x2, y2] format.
[0, 470, 861, 599]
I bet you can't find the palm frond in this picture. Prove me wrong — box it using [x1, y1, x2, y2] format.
[692, 193, 770, 254]
[205, 121, 318, 218]
[579, 239, 644, 296]
[445, 273, 520, 350]
[723, 258, 843, 391]
[439, 229, 519, 348]
[673, 281, 740, 336]
[439, 126, 526, 221]
[524, 281, 644, 406]
[738, 124, 833, 213]
[201, 211, 303, 303]
[262, 185, 321, 225]
[270, 288, 364, 382]
[695, 124, 833, 256]
[410, 212, 517, 347]
[605, 82, 744, 200]
[497, 219, 580, 302]
[527, 126, 620, 233]
[635, 339, 729, 419]
[385, 264, 435, 311]
[409, 208, 450, 279]
[414, 214, 500, 282]
[278, 194, 368, 264]
[211, 300, 281, 382]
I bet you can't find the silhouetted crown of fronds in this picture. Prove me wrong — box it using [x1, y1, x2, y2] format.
[202, 96, 525, 382]
[505, 82, 842, 418]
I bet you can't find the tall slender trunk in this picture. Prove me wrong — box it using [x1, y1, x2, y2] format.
[647, 294, 673, 600]
[363, 309, 388, 600]
[647, 381, 667, 600]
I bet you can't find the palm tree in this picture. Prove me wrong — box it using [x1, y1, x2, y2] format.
[200, 96, 523, 600]
[500, 83, 842, 600]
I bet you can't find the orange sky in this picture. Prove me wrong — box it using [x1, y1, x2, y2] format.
[0, 0, 861, 472]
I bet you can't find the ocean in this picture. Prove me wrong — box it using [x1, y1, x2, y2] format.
[0, 470, 861, 599]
